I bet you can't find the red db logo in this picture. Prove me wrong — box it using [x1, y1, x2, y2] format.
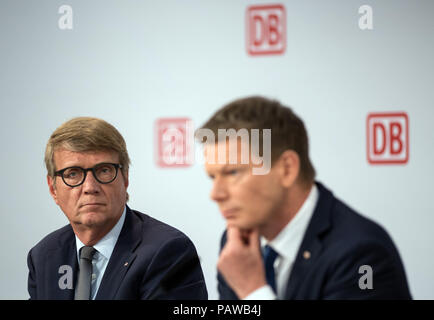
[155, 118, 194, 168]
[367, 112, 409, 164]
[246, 4, 286, 55]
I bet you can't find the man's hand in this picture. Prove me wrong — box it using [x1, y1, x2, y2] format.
[217, 226, 266, 299]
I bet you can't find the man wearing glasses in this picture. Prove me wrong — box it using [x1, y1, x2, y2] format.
[27, 117, 207, 300]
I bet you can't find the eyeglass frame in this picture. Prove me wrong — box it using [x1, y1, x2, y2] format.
[54, 163, 123, 188]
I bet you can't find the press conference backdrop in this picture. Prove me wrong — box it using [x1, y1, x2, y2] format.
[1, 0, 433, 299]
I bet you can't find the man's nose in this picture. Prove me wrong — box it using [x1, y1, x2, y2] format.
[82, 170, 101, 194]
[210, 177, 228, 202]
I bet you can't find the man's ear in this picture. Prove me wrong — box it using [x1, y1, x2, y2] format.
[122, 170, 129, 189]
[277, 150, 300, 188]
[121, 170, 130, 202]
[47, 175, 59, 205]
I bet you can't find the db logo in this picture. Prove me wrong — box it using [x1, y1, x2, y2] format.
[367, 112, 409, 164]
[155, 118, 194, 168]
[246, 4, 286, 55]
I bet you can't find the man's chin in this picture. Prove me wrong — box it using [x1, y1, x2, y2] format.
[225, 218, 254, 231]
[76, 211, 105, 227]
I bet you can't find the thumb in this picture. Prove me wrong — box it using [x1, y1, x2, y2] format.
[225, 226, 244, 249]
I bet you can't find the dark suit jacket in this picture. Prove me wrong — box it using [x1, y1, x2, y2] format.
[27, 206, 208, 299]
[218, 182, 412, 299]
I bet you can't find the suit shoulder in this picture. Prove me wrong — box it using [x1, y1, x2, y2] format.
[29, 224, 73, 256]
[327, 198, 398, 252]
[131, 209, 194, 245]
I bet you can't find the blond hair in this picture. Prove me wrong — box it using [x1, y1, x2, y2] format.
[45, 117, 131, 198]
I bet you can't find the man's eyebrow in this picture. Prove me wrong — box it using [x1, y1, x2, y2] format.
[220, 164, 242, 171]
[222, 165, 249, 172]
[58, 161, 112, 170]
[206, 164, 227, 175]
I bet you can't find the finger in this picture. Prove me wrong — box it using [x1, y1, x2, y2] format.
[226, 226, 244, 248]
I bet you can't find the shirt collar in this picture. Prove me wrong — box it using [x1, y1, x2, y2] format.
[261, 184, 319, 259]
[75, 206, 126, 262]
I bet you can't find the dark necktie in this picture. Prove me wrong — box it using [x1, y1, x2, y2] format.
[263, 245, 279, 294]
[74, 246, 96, 300]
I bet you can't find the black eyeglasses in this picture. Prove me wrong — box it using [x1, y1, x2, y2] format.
[54, 163, 123, 187]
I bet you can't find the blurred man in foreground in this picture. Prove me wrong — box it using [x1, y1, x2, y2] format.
[198, 96, 411, 299]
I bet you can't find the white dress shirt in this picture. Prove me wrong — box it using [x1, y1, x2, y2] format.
[244, 185, 319, 300]
[75, 206, 126, 300]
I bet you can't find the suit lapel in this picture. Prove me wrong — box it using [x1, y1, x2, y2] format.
[284, 182, 334, 299]
[95, 206, 142, 299]
[45, 226, 78, 300]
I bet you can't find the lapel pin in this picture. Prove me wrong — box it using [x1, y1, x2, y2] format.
[303, 251, 311, 260]
[124, 262, 129, 267]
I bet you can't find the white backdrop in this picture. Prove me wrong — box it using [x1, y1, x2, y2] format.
[0, 0, 433, 299]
